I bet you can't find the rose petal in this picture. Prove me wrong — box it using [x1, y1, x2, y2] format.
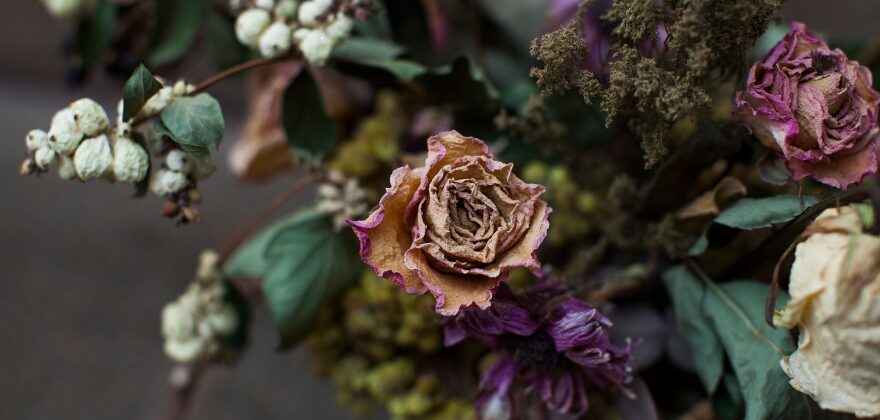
[348, 166, 427, 294]
[403, 246, 502, 316]
[476, 356, 517, 420]
[786, 134, 879, 189]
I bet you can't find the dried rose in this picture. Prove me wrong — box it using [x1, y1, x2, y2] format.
[349, 131, 551, 316]
[735, 22, 880, 189]
[775, 206, 880, 417]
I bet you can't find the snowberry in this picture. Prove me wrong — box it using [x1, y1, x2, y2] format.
[254, 0, 275, 10]
[297, 0, 333, 27]
[207, 305, 238, 336]
[34, 147, 58, 169]
[165, 149, 193, 173]
[300, 29, 334, 64]
[259, 21, 293, 58]
[274, 0, 298, 18]
[172, 80, 195, 97]
[70, 98, 109, 137]
[26, 129, 49, 151]
[74, 134, 113, 180]
[48, 108, 84, 156]
[42, 0, 96, 19]
[150, 169, 189, 196]
[58, 155, 76, 180]
[164, 336, 209, 364]
[325, 14, 353, 40]
[235, 8, 272, 49]
[113, 136, 149, 183]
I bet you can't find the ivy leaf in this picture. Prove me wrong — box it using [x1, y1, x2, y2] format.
[662, 266, 724, 393]
[146, 0, 202, 67]
[332, 37, 406, 62]
[282, 70, 340, 160]
[715, 195, 820, 230]
[75, 0, 117, 70]
[260, 209, 361, 349]
[159, 94, 225, 150]
[122, 64, 163, 121]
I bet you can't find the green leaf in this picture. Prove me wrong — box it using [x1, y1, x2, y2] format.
[701, 281, 808, 420]
[332, 37, 406, 62]
[159, 93, 225, 150]
[260, 209, 361, 349]
[474, 0, 546, 51]
[224, 211, 310, 278]
[662, 266, 724, 393]
[122, 64, 163, 121]
[715, 195, 820, 230]
[146, 0, 202, 67]
[282, 70, 340, 159]
[75, 0, 117, 69]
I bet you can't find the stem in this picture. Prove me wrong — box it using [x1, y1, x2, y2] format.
[131, 55, 293, 127]
[160, 365, 204, 420]
[218, 173, 321, 264]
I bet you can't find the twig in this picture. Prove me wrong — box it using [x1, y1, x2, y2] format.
[218, 173, 321, 264]
[160, 365, 204, 420]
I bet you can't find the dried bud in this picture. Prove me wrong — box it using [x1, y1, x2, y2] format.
[235, 8, 272, 49]
[162, 200, 181, 218]
[73, 134, 113, 180]
[112, 136, 149, 183]
[776, 206, 880, 417]
[20, 159, 35, 176]
[69, 98, 109, 137]
[48, 108, 84, 156]
[182, 207, 201, 223]
[186, 188, 203, 204]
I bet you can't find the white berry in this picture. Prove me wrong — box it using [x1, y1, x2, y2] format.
[70, 98, 109, 137]
[300, 29, 334, 64]
[74, 134, 113, 180]
[58, 155, 76, 180]
[48, 108, 84, 156]
[255, 0, 275, 10]
[26, 129, 49, 151]
[140, 86, 174, 118]
[297, 0, 332, 27]
[164, 336, 208, 364]
[207, 304, 239, 336]
[113, 136, 149, 183]
[150, 169, 189, 196]
[35, 147, 58, 169]
[325, 14, 353, 40]
[259, 21, 293, 58]
[42, 0, 96, 19]
[165, 149, 193, 173]
[275, 0, 298, 18]
[235, 8, 272, 49]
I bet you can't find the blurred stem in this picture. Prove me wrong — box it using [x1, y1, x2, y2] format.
[160, 364, 204, 420]
[218, 173, 321, 265]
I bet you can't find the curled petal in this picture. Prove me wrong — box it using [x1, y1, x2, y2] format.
[348, 166, 427, 294]
[476, 356, 517, 420]
[403, 247, 501, 316]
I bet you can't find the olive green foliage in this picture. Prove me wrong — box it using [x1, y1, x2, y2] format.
[306, 272, 477, 420]
[531, 0, 783, 168]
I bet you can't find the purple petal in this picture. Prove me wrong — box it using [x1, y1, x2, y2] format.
[476, 356, 517, 420]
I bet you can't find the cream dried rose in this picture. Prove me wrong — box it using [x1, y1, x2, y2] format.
[349, 131, 551, 316]
[775, 206, 880, 418]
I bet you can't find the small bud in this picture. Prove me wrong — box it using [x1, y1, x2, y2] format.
[162, 200, 181, 218]
[20, 159, 35, 176]
[151, 169, 189, 197]
[34, 147, 58, 169]
[69, 98, 109, 137]
[140, 87, 174, 117]
[26, 129, 49, 151]
[73, 134, 113, 180]
[48, 108, 84, 156]
[182, 207, 201, 223]
[299, 29, 334, 64]
[259, 21, 293, 58]
[235, 8, 272, 48]
[187, 188, 203, 204]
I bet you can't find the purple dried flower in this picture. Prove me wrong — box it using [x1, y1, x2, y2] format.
[445, 282, 633, 419]
[735, 22, 880, 189]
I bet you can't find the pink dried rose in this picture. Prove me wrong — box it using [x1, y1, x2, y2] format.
[349, 131, 551, 316]
[735, 22, 880, 189]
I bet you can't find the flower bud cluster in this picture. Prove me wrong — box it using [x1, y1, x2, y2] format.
[232, 0, 376, 64]
[161, 250, 240, 365]
[150, 148, 215, 225]
[316, 171, 370, 231]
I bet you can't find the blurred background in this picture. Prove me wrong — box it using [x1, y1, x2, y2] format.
[1, 1, 878, 419]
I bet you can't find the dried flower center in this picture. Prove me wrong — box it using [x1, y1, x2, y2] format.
[502, 330, 560, 371]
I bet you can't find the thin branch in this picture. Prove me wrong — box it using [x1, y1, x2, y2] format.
[218, 173, 321, 264]
[160, 365, 204, 420]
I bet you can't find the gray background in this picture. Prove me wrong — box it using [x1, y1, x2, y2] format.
[0, 1, 876, 419]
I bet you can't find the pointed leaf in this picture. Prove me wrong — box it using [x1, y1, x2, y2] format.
[714, 195, 819, 230]
[123, 64, 163, 121]
[159, 93, 225, 150]
[282, 70, 339, 160]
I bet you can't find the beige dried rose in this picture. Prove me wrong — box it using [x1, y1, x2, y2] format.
[775, 206, 880, 418]
[349, 131, 551, 316]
